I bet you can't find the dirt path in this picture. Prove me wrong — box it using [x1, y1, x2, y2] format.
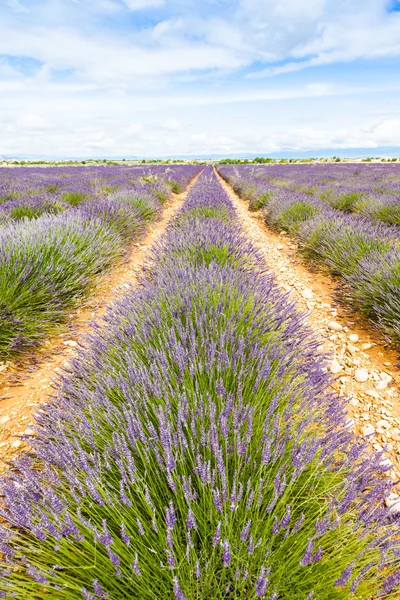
[0, 173, 202, 473]
[215, 168, 400, 481]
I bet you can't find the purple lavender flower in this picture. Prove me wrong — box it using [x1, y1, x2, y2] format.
[120, 522, 130, 547]
[186, 507, 197, 531]
[382, 569, 400, 594]
[240, 519, 252, 542]
[300, 538, 314, 567]
[82, 589, 96, 600]
[167, 549, 175, 569]
[213, 522, 221, 547]
[136, 518, 145, 536]
[173, 577, 187, 600]
[194, 560, 201, 579]
[93, 580, 109, 599]
[334, 561, 354, 586]
[222, 539, 231, 567]
[256, 565, 270, 597]
[132, 554, 141, 577]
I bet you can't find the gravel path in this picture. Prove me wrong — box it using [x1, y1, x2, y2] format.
[215, 168, 400, 485]
[0, 173, 202, 473]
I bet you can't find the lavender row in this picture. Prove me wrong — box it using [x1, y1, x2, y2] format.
[0, 167, 398, 598]
[216, 163, 400, 222]
[0, 164, 201, 224]
[217, 165, 400, 345]
[0, 166, 202, 357]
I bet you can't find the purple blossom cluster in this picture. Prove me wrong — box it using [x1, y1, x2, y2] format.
[217, 164, 400, 344]
[0, 167, 398, 599]
[0, 164, 202, 356]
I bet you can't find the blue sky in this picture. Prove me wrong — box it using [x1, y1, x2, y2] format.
[1, 0, 400, 157]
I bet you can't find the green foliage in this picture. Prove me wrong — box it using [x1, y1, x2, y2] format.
[9, 205, 56, 221]
[44, 183, 60, 193]
[123, 195, 158, 221]
[322, 192, 363, 212]
[249, 191, 271, 211]
[300, 220, 392, 276]
[271, 201, 319, 233]
[165, 179, 182, 193]
[181, 206, 231, 223]
[61, 191, 89, 206]
[373, 203, 400, 226]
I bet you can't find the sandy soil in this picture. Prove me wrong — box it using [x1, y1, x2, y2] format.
[0, 172, 202, 474]
[215, 168, 400, 480]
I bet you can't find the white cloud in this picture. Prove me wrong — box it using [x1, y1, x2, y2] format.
[245, 0, 400, 77]
[162, 119, 182, 131]
[125, 124, 144, 136]
[16, 114, 48, 131]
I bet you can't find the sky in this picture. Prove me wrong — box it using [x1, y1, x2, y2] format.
[1, 0, 400, 158]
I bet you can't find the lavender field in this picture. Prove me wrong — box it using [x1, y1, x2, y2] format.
[0, 164, 399, 599]
[217, 164, 400, 345]
[0, 164, 201, 357]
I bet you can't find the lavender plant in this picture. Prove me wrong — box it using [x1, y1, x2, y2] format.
[0, 168, 398, 599]
[217, 164, 400, 344]
[0, 214, 122, 356]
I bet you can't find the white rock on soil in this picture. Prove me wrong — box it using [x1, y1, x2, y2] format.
[376, 419, 390, 430]
[361, 343, 372, 351]
[328, 321, 343, 332]
[348, 334, 359, 343]
[354, 368, 369, 383]
[362, 424, 376, 436]
[23, 428, 35, 436]
[301, 288, 314, 300]
[0, 415, 10, 426]
[347, 345, 358, 355]
[385, 493, 400, 514]
[11, 440, 22, 449]
[374, 380, 388, 391]
[389, 427, 400, 442]
[63, 340, 77, 348]
[365, 389, 379, 399]
[329, 360, 343, 374]
[380, 372, 392, 382]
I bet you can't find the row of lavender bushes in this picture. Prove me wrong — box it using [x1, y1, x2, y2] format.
[0, 167, 399, 599]
[217, 165, 400, 345]
[0, 164, 198, 224]
[0, 165, 202, 357]
[215, 163, 400, 227]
